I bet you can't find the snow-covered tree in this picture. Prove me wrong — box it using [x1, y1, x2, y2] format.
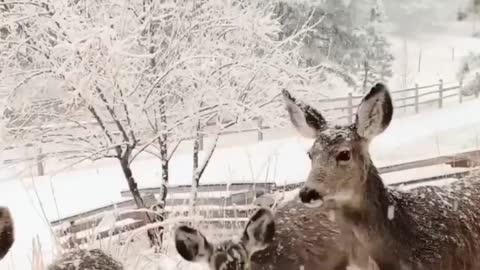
[457, 52, 480, 96]
[268, 0, 394, 92]
[0, 0, 331, 237]
[270, 0, 359, 88]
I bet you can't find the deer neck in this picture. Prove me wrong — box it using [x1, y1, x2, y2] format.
[338, 161, 392, 235]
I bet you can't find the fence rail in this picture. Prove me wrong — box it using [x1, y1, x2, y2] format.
[4, 80, 476, 177]
[317, 80, 479, 124]
[50, 147, 480, 250]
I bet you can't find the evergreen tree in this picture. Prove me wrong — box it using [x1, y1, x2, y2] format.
[269, 0, 394, 91]
[271, 0, 360, 87]
[353, 3, 394, 92]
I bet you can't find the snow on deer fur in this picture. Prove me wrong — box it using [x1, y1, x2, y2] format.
[174, 208, 275, 270]
[251, 198, 370, 270]
[47, 249, 123, 270]
[0, 207, 14, 261]
[284, 83, 480, 270]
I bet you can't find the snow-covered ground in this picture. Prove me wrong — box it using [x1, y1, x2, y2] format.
[388, 21, 480, 90]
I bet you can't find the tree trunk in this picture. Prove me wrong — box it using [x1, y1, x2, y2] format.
[36, 147, 45, 176]
[362, 60, 369, 92]
[158, 98, 169, 209]
[119, 158, 146, 209]
[118, 157, 160, 247]
[147, 10, 169, 247]
[150, 99, 169, 248]
[190, 121, 201, 214]
[158, 136, 168, 206]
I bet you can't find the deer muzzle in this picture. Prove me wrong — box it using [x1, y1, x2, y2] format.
[299, 187, 322, 204]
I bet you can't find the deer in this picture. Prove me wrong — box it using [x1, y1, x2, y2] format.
[0, 207, 14, 261]
[174, 208, 275, 270]
[175, 203, 374, 270]
[251, 199, 368, 270]
[283, 82, 480, 270]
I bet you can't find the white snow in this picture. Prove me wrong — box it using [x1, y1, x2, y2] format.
[387, 205, 395, 220]
[387, 21, 480, 90]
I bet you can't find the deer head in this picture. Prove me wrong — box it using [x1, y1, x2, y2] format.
[174, 208, 275, 270]
[0, 207, 14, 261]
[283, 83, 393, 209]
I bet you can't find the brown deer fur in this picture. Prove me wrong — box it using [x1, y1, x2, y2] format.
[0, 207, 14, 261]
[48, 249, 123, 270]
[284, 83, 480, 270]
[175, 208, 276, 270]
[251, 199, 372, 270]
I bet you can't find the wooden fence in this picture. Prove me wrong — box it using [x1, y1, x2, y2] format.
[50, 147, 480, 250]
[317, 80, 478, 124]
[5, 80, 476, 177]
[192, 80, 475, 150]
[51, 187, 265, 250]
[196, 80, 475, 144]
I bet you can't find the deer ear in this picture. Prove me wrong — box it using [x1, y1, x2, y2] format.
[175, 225, 212, 262]
[241, 208, 275, 254]
[282, 89, 327, 138]
[355, 83, 393, 141]
[0, 207, 14, 261]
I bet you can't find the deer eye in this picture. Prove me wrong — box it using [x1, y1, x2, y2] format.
[307, 151, 312, 160]
[336, 150, 351, 162]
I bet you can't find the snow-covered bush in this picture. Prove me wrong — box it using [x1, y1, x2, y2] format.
[457, 52, 480, 96]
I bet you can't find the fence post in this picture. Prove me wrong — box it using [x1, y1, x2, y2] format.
[257, 117, 263, 141]
[414, 84, 419, 114]
[438, 79, 444, 108]
[476, 72, 480, 98]
[459, 80, 463, 104]
[347, 93, 353, 124]
[417, 50, 422, 72]
[36, 147, 45, 176]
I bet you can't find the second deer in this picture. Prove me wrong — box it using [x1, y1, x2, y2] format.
[283, 83, 480, 270]
[175, 208, 275, 270]
[251, 199, 371, 270]
[0, 207, 14, 261]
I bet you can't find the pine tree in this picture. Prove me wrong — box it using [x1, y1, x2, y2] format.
[268, 0, 394, 91]
[354, 3, 394, 92]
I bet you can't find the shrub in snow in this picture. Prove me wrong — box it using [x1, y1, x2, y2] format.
[458, 52, 480, 96]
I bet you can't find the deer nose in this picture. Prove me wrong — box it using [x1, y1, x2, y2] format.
[299, 187, 322, 203]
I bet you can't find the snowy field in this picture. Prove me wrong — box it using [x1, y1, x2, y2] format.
[388, 21, 480, 90]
